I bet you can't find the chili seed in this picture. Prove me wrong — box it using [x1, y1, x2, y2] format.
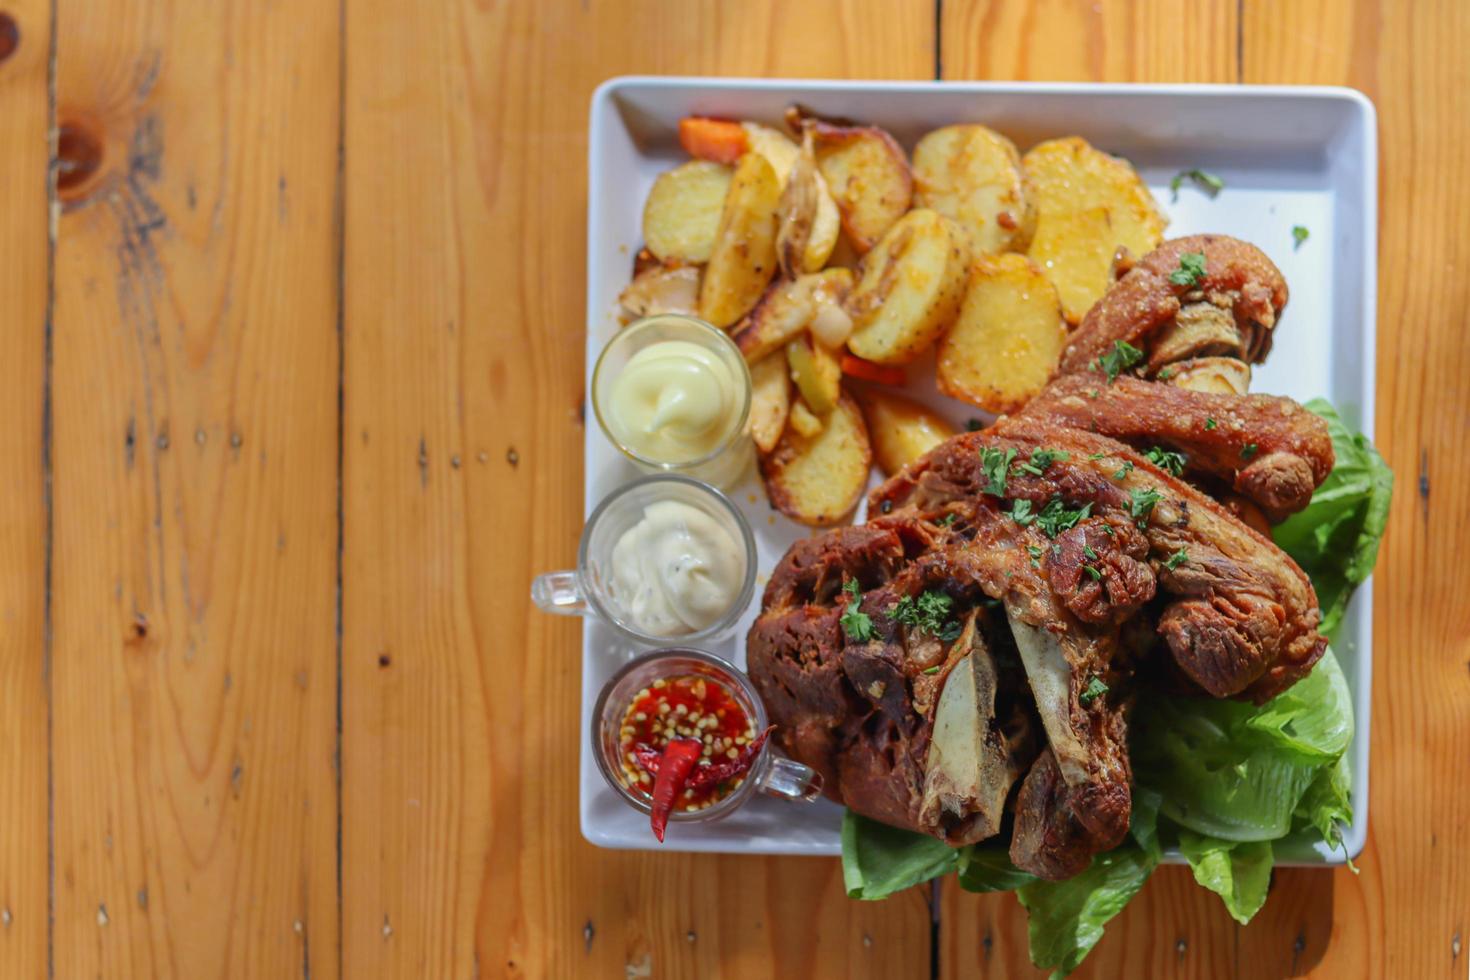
[726, 748, 739, 759]
[734, 736, 747, 746]
[674, 704, 688, 716]
[657, 703, 671, 715]
[634, 711, 647, 721]
[652, 679, 666, 689]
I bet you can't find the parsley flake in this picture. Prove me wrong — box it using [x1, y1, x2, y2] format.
[1170, 168, 1225, 202]
[1094, 340, 1145, 383]
[1114, 461, 1135, 480]
[1035, 497, 1093, 539]
[1079, 676, 1109, 706]
[1128, 487, 1163, 528]
[1081, 564, 1103, 582]
[923, 665, 942, 675]
[1157, 367, 1174, 381]
[840, 579, 874, 642]
[1088, 452, 1107, 461]
[1083, 544, 1098, 560]
[1164, 548, 1189, 570]
[980, 446, 1017, 498]
[1241, 443, 1259, 460]
[1009, 498, 1036, 526]
[1144, 445, 1186, 476]
[1204, 417, 1218, 431]
[1015, 448, 1072, 477]
[1292, 225, 1309, 249]
[1169, 251, 1207, 287]
[891, 590, 957, 638]
[939, 512, 958, 527]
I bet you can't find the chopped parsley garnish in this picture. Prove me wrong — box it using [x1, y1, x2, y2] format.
[938, 619, 964, 643]
[966, 418, 984, 432]
[1083, 544, 1098, 560]
[1114, 461, 1135, 480]
[1144, 445, 1186, 476]
[1204, 417, 1218, 431]
[1241, 443, 1259, 460]
[1079, 676, 1109, 706]
[939, 512, 958, 527]
[1128, 487, 1163, 528]
[1170, 168, 1225, 201]
[1292, 225, 1309, 249]
[1157, 367, 1174, 381]
[1094, 340, 1145, 383]
[891, 590, 957, 638]
[840, 579, 874, 642]
[1035, 497, 1094, 539]
[923, 665, 942, 675]
[1164, 548, 1190, 570]
[1088, 452, 1107, 461]
[1101, 523, 1115, 537]
[1027, 544, 1044, 569]
[1081, 564, 1103, 582]
[1169, 251, 1207, 287]
[1015, 448, 1071, 476]
[980, 446, 1018, 497]
[1009, 498, 1036, 526]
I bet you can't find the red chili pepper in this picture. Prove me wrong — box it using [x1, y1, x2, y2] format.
[632, 743, 664, 775]
[685, 726, 774, 790]
[648, 737, 703, 843]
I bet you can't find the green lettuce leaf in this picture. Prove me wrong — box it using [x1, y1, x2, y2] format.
[840, 810, 957, 900]
[1243, 647, 1353, 763]
[1017, 844, 1157, 978]
[1273, 399, 1393, 640]
[1177, 832, 1274, 924]
[1294, 754, 1354, 857]
[957, 844, 1038, 893]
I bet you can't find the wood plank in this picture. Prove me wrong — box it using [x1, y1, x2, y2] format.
[0, 0, 52, 975]
[339, 1, 933, 977]
[49, 1, 342, 976]
[939, 2, 1244, 976]
[1241, 1, 1470, 975]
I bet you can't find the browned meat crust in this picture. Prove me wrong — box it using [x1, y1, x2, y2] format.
[1058, 235, 1288, 376]
[1021, 374, 1335, 521]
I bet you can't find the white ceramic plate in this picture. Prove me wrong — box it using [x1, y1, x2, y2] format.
[580, 78, 1377, 860]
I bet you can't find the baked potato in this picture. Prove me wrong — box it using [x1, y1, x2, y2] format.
[787, 398, 824, 438]
[937, 252, 1066, 414]
[699, 152, 782, 328]
[761, 391, 872, 526]
[913, 125, 1026, 256]
[786, 332, 842, 416]
[641, 160, 733, 265]
[1022, 137, 1166, 323]
[742, 123, 842, 273]
[731, 268, 853, 363]
[618, 262, 700, 320]
[845, 209, 969, 365]
[748, 353, 792, 453]
[857, 388, 957, 476]
[791, 109, 913, 253]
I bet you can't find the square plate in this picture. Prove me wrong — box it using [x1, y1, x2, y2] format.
[581, 78, 1376, 859]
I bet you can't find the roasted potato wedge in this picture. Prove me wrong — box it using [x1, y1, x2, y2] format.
[731, 268, 853, 363]
[761, 392, 872, 526]
[748, 353, 791, 453]
[1023, 137, 1166, 323]
[618, 263, 701, 320]
[642, 160, 733, 264]
[786, 333, 842, 416]
[743, 123, 841, 272]
[699, 152, 782, 328]
[846, 209, 969, 365]
[913, 125, 1026, 256]
[937, 253, 1066, 414]
[788, 398, 824, 438]
[857, 388, 957, 476]
[799, 117, 913, 253]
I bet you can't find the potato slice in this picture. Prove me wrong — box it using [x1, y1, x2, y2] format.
[743, 123, 841, 272]
[1023, 137, 1166, 323]
[788, 398, 824, 438]
[642, 160, 733, 264]
[937, 253, 1066, 414]
[761, 392, 872, 526]
[913, 124, 1026, 256]
[731, 268, 852, 363]
[846, 209, 969, 365]
[786, 333, 842, 416]
[803, 120, 913, 253]
[857, 388, 957, 476]
[618, 263, 701, 320]
[748, 353, 791, 454]
[699, 152, 782, 328]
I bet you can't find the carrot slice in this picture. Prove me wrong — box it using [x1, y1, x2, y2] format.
[678, 117, 749, 165]
[841, 353, 906, 386]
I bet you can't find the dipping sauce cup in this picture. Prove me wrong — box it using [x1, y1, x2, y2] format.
[591, 314, 753, 489]
[592, 649, 822, 836]
[530, 476, 756, 646]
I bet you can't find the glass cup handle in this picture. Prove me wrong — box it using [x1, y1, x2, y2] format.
[755, 755, 823, 803]
[531, 570, 588, 616]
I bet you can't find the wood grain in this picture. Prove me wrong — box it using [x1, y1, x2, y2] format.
[1240, 1, 1470, 975]
[340, 1, 933, 977]
[0, 0, 51, 976]
[49, 0, 342, 976]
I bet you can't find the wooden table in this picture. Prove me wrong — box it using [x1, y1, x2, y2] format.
[0, 1, 1465, 976]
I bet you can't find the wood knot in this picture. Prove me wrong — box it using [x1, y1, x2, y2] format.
[0, 13, 18, 65]
[56, 119, 105, 200]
